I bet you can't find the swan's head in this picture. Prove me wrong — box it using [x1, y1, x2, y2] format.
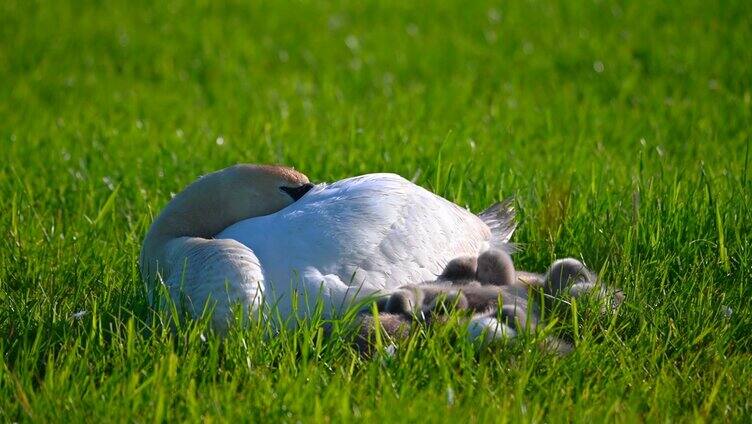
[145, 164, 313, 247]
[140, 163, 313, 282]
[220, 164, 313, 218]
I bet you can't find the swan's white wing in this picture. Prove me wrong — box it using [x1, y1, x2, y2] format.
[350, 174, 493, 287]
[159, 237, 265, 332]
[218, 173, 492, 301]
[219, 174, 412, 306]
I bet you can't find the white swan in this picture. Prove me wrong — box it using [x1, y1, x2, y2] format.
[140, 164, 515, 331]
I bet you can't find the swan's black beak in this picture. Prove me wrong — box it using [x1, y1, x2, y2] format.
[280, 183, 314, 201]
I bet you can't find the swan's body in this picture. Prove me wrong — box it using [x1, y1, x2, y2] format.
[140, 165, 515, 331]
[216, 173, 512, 319]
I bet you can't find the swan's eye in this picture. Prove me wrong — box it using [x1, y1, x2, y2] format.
[280, 183, 314, 201]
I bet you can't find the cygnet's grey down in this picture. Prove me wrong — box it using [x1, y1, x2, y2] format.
[437, 249, 516, 287]
[373, 249, 539, 349]
[545, 258, 625, 310]
[354, 251, 622, 355]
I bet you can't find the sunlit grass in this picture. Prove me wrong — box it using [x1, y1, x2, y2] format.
[1, 0, 751, 421]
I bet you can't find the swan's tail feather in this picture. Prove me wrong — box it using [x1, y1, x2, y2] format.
[478, 197, 518, 252]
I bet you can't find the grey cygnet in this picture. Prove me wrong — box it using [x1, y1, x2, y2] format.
[544, 257, 625, 310]
[438, 249, 516, 287]
[379, 247, 536, 332]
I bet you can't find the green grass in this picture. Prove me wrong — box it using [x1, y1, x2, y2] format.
[2, 0, 751, 421]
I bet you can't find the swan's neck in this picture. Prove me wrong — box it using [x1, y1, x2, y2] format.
[140, 172, 258, 280]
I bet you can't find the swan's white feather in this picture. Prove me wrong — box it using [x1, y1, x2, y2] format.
[160, 237, 265, 331]
[215, 173, 501, 319]
[478, 197, 517, 251]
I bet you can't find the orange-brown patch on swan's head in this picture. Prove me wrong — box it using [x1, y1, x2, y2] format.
[254, 164, 310, 186]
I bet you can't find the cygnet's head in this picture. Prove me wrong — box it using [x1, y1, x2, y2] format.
[439, 256, 478, 283]
[384, 288, 424, 315]
[476, 248, 516, 286]
[544, 258, 596, 296]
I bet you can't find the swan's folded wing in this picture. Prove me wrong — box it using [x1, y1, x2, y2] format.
[159, 237, 266, 331]
[216, 173, 494, 294]
[335, 175, 491, 287]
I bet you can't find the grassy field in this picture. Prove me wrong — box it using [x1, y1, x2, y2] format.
[2, 0, 751, 421]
